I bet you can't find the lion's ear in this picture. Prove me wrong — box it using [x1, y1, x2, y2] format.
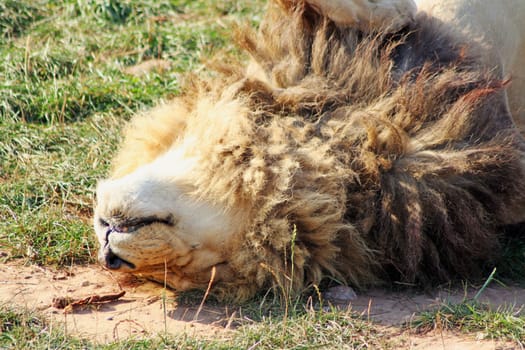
[274, 0, 417, 33]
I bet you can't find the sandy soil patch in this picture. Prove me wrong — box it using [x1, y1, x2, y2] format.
[1, 261, 523, 348]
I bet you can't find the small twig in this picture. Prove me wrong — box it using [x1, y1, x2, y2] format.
[193, 265, 216, 322]
[0, 281, 38, 285]
[163, 259, 168, 334]
[224, 310, 237, 329]
[247, 340, 262, 350]
[112, 319, 147, 340]
[367, 298, 372, 323]
[52, 291, 126, 312]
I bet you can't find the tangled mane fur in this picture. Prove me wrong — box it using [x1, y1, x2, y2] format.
[98, 1, 525, 300]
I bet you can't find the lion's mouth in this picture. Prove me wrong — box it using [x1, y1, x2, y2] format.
[100, 245, 136, 270]
[97, 215, 174, 271]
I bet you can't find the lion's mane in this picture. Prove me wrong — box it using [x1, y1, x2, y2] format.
[109, 1, 525, 300]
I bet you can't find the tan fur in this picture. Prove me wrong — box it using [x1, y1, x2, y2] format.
[94, 0, 525, 301]
[304, 0, 416, 32]
[299, 0, 525, 132]
[111, 102, 189, 178]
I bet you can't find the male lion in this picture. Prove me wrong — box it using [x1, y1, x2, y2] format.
[94, 0, 525, 301]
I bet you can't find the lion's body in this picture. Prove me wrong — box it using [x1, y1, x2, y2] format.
[416, 0, 525, 132]
[94, 0, 525, 300]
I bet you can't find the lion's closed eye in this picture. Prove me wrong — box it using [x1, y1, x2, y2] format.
[99, 215, 175, 233]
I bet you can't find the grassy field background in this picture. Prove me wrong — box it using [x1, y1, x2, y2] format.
[1, 0, 262, 266]
[1, 0, 524, 348]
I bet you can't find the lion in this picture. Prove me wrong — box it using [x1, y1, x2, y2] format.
[94, 0, 525, 301]
[415, 0, 525, 132]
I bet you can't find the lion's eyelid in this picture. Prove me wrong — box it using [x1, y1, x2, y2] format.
[108, 215, 175, 233]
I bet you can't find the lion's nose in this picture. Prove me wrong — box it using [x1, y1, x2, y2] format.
[100, 246, 135, 270]
[105, 247, 123, 269]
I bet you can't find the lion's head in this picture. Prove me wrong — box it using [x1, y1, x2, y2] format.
[94, 0, 525, 301]
[94, 174, 236, 290]
[93, 98, 254, 292]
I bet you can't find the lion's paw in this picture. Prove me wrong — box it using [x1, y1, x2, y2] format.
[306, 0, 417, 32]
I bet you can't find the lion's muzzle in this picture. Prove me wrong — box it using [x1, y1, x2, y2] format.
[99, 244, 136, 270]
[99, 227, 137, 270]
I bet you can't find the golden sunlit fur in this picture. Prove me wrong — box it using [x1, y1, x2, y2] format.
[94, 0, 525, 301]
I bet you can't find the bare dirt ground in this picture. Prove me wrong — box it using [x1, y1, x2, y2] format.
[1, 261, 523, 348]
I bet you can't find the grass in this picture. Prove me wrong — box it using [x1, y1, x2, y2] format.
[0, 303, 400, 349]
[0, 306, 88, 349]
[0, 0, 265, 264]
[1, 0, 525, 348]
[0, 116, 118, 265]
[411, 299, 525, 346]
[1, 0, 260, 124]
[410, 270, 525, 346]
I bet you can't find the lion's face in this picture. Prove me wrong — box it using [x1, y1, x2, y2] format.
[93, 151, 240, 290]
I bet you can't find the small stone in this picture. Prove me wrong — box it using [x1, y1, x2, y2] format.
[322, 285, 358, 304]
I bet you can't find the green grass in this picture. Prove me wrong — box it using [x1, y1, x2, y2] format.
[410, 271, 525, 346]
[1, 0, 525, 348]
[0, 306, 88, 349]
[0, 0, 265, 264]
[411, 299, 525, 346]
[0, 303, 400, 349]
[1, 0, 262, 124]
[0, 116, 120, 264]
